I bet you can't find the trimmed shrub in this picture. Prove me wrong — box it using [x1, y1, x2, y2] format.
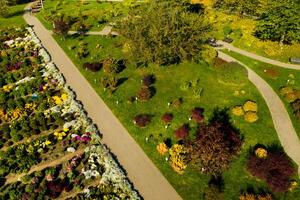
[232, 106, 244, 116]
[137, 86, 152, 101]
[244, 111, 259, 123]
[161, 113, 173, 124]
[247, 151, 296, 193]
[243, 101, 258, 112]
[102, 57, 119, 74]
[191, 107, 204, 123]
[83, 62, 102, 72]
[142, 74, 155, 86]
[156, 142, 168, 155]
[133, 114, 151, 128]
[174, 124, 189, 139]
[292, 99, 300, 119]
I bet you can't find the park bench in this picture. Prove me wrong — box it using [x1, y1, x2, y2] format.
[289, 57, 300, 64]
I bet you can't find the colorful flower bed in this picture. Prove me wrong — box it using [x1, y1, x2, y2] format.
[0, 27, 139, 199]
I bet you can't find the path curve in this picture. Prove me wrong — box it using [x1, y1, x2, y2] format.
[218, 51, 300, 175]
[23, 5, 182, 200]
[217, 41, 300, 70]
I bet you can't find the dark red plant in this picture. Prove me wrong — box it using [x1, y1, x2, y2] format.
[134, 114, 151, 128]
[83, 62, 102, 72]
[175, 124, 189, 139]
[161, 113, 173, 124]
[247, 151, 296, 192]
[191, 107, 204, 123]
[142, 74, 155, 86]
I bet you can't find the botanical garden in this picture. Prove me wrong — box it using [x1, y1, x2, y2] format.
[0, 0, 299, 200]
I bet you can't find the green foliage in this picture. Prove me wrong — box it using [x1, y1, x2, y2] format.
[0, 0, 9, 18]
[216, 62, 248, 84]
[117, 0, 211, 65]
[255, 0, 300, 44]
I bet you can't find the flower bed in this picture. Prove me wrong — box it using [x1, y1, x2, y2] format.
[0, 27, 139, 199]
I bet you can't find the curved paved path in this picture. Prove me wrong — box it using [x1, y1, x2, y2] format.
[217, 41, 300, 70]
[218, 51, 300, 175]
[23, 5, 182, 200]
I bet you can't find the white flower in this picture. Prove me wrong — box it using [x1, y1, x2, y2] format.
[67, 147, 76, 153]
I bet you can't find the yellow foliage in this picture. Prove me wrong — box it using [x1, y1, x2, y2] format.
[2, 85, 13, 93]
[232, 106, 244, 116]
[156, 142, 169, 155]
[244, 111, 259, 123]
[288, 181, 298, 192]
[61, 93, 68, 101]
[240, 193, 255, 200]
[285, 92, 297, 103]
[255, 148, 267, 159]
[243, 101, 258, 112]
[169, 144, 187, 174]
[54, 131, 67, 140]
[280, 86, 294, 95]
[257, 194, 272, 200]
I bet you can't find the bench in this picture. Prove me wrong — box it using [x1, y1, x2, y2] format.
[289, 57, 300, 64]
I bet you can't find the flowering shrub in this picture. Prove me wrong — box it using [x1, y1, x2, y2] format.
[156, 142, 169, 155]
[239, 193, 272, 200]
[174, 124, 189, 139]
[169, 144, 187, 174]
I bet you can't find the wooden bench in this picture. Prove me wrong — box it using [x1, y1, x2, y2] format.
[289, 57, 300, 64]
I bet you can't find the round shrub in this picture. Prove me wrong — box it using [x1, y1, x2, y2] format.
[247, 151, 296, 193]
[137, 86, 152, 101]
[174, 124, 189, 139]
[232, 106, 244, 116]
[161, 113, 173, 124]
[243, 101, 258, 112]
[280, 86, 294, 95]
[83, 62, 102, 72]
[133, 114, 151, 128]
[285, 92, 297, 103]
[244, 111, 259, 123]
[142, 74, 155, 86]
[191, 107, 204, 123]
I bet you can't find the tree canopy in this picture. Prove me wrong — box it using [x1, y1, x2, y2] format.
[117, 0, 212, 66]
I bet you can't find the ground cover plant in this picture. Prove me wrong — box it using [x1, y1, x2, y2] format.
[0, 27, 139, 199]
[53, 33, 300, 199]
[222, 50, 300, 138]
[0, 2, 26, 27]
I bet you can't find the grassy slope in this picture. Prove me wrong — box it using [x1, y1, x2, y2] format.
[222, 50, 300, 139]
[36, 0, 117, 31]
[53, 34, 300, 200]
[210, 11, 300, 63]
[0, 4, 26, 27]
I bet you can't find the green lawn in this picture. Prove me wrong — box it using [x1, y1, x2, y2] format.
[222, 50, 300, 139]
[36, 0, 124, 31]
[0, 4, 26, 27]
[52, 34, 300, 200]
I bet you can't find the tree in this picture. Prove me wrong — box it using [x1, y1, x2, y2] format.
[117, 0, 211, 66]
[0, 0, 9, 18]
[255, 0, 300, 44]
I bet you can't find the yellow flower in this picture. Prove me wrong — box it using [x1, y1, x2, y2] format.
[156, 143, 168, 155]
[255, 148, 267, 159]
[63, 127, 69, 132]
[61, 93, 68, 101]
[44, 140, 52, 146]
[169, 144, 187, 174]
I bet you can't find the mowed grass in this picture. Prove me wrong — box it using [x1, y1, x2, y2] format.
[0, 4, 26, 27]
[36, 0, 121, 31]
[53, 34, 300, 200]
[222, 50, 300, 139]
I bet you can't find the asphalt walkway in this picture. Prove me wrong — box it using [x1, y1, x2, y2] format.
[218, 51, 300, 175]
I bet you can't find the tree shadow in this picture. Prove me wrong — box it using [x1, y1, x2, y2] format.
[117, 77, 128, 87]
[8, 10, 24, 18]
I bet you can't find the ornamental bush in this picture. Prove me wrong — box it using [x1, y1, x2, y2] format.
[141, 74, 155, 86]
[161, 113, 173, 124]
[174, 124, 189, 139]
[247, 151, 296, 192]
[243, 101, 258, 112]
[292, 99, 300, 119]
[83, 62, 102, 72]
[232, 106, 244, 116]
[133, 114, 151, 128]
[137, 86, 153, 101]
[191, 107, 204, 123]
[244, 111, 259, 123]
